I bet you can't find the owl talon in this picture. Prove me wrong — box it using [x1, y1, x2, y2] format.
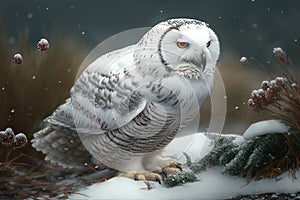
[175, 164, 183, 171]
[134, 175, 139, 181]
[155, 177, 162, 184]
[159, 161, 183, 176]
[161, 169, 168, 179]
[168, 161, 182, 168]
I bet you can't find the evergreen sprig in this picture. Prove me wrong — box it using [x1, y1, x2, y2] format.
[224, 140, 254, 175]
[164, 171, 198, 188]
[185, 136, 239, 173]
[185, 132, 300, 181]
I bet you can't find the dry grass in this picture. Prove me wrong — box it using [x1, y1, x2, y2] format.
[0, 21, 119, 199]
[242, 48, 300, 180]
[242, 133, 300, 181]
[0, 21, 88, 159]
[0, 153, 117, 199]
[200, 55, 272, 134]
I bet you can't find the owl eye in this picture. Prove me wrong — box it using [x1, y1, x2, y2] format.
[177, 41, 189, 49]
[206, 41, 211, 47]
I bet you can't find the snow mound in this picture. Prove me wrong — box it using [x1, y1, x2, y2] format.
[70, 168, 300, 200]
[162, 132, 214, 163]
[243, 120, 289, 140]
[69, 131, 300, 199]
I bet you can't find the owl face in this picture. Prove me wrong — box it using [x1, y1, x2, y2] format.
[136, 18, 220, 79]
[159, 19, 220, 79]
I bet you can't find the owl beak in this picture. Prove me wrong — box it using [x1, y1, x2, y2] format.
[191, 53, 206, 71]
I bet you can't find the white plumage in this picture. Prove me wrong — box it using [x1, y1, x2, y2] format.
[32, 18, 220, 172]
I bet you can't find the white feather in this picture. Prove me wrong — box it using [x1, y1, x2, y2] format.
[32, 18, 220, 172]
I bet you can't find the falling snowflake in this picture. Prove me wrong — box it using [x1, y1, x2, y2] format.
[12, 53, 23, 64]
[27, 13, 34, 19]
[240, 57, 248, 65]
[37, 38, 50, 51]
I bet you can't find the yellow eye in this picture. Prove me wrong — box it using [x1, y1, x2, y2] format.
[176, 41, 189, 48]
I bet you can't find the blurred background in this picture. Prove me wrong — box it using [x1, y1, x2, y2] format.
[0, 0, 300, 157]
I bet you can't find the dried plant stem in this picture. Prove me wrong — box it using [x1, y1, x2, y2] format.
[4, 149, 11, 163]
[251, 57, 273, 79]
[0, 153, 117, 199]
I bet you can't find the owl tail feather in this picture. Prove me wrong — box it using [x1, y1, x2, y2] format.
[31, 127, 92, 168]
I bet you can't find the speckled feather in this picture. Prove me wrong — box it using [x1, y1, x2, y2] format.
[32, 18, 220, 171]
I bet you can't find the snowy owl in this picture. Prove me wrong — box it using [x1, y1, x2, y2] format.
[32, 18, 220, 181]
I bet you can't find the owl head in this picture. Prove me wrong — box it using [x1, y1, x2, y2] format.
[135, 18, 220, 79]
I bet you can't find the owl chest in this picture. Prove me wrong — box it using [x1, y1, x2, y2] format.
[150, 83, 200, 127]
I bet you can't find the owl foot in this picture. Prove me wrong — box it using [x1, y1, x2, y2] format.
[160, 161, 183, 178]
[117, 162, 182, 184]
[118, 172, 163, 184]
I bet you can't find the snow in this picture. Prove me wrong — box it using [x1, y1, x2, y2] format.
[204, 132, 245, 145]
[240, 56, 248, 65]
[162, 132, 213, 163]
[72, 174, 231, 200]
[12, 53, 23, 64]
[69, 131, 299, 200]
[70, 164, 300, 200]
[243, 120, 289, 140]
[251, 89, 259, 97]
[273, 47, 284, 54]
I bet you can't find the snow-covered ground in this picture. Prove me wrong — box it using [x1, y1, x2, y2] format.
[70, 126, 300, 199]
[70, 168, 300, 200]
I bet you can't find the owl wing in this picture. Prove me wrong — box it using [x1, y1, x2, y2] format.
[32, 45, 147, 167]
[69, 45, 147, 134]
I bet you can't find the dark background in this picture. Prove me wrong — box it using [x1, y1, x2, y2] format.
[0, 0, 299, 158]
[1, 0, 300, 60]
